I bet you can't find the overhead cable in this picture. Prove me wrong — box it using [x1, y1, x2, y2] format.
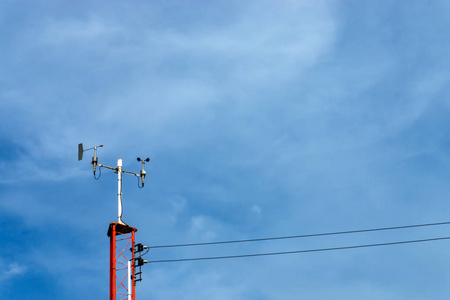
[148, 236, 450, 264]
[148, 221, 450, 249]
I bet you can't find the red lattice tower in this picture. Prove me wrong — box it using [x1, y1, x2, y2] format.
[108, 222, 137, 300]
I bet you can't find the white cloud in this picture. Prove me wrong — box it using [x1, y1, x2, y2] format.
[189, 215, 217, 241]
[40, 17, 122, 46]
[138, 1, 336, 87]
[251, 205, 262, 215]
[0, 1, 338, 184]
[0, 261, 27, 281]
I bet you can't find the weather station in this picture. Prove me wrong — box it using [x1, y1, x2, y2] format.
[78, 143, 150, 300]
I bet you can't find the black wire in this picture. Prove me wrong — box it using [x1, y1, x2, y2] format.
[137, 177, 144, 189]
[148, 221, 450, 249]
[141, 248, 150, 256]
[94, 166, 102, 180]
[148, 236, 450, 264]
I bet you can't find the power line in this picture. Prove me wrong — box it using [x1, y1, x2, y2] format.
[148, 221, 450, 249]
[148, 236, 450, 264]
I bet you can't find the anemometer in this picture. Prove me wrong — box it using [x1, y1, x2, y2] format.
[78, 143, 150, 225]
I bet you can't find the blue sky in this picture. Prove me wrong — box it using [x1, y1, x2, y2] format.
[1, 0, 450, 299]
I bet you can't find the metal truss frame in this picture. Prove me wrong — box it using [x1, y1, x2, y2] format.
[108, 222, 137, 300]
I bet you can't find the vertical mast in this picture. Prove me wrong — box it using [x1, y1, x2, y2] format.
[117, 159, 124, 224]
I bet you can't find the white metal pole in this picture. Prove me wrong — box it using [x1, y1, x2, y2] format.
[117, 159, 123, 224]
[128, 260, 132, 300]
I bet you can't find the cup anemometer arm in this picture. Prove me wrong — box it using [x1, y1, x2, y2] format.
[136, 157, 150, 187]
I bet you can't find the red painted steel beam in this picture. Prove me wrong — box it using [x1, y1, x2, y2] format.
[110, 224, 116, 300]
[132, 230, 136, 300]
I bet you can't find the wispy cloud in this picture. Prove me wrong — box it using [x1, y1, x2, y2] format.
[0, 261, 27, 281]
